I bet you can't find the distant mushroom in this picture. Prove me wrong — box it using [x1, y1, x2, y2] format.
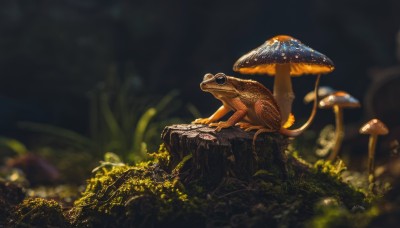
[233, 35, 334, 126]
[319, 91, 361, 161]
[303, 86, 336, 104]
[359, 118, 389, 182]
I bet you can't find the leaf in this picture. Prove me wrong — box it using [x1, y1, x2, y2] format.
[99, 93, 123, 140]
[104, 152, 122, 163]
[186, 103, 202, 119]
[0, 137, 28, 155]
[17, 121, 94, 149]
[253, 169, 274, 177]
[130, 90, 180, 162]
[131, 107, 157, 162]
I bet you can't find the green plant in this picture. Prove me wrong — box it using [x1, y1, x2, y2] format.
[17, 67, 199, 163]
[86, 78, 184, 162]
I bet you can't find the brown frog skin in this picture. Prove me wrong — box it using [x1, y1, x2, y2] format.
[192, 73, 320, 137]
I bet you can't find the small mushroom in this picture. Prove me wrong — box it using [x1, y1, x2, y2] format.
[319, 91, 361, 161]
[233, 35, 334, 126]
[359, 118, 389, 182]
[303, 86, 336, 104]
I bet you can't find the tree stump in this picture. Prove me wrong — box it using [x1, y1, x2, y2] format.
[161, 124, 289, 188]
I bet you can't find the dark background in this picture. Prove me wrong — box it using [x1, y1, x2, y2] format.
[0, 0, 399, 138]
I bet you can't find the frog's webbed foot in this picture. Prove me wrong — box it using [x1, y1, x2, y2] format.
[192, 118, 212, 125]
[209, 121, 232, 132]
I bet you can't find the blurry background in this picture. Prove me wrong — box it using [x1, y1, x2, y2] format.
[0, 0, 400, 179]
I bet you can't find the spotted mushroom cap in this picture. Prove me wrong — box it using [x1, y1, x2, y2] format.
[318, 91, 361, 109]
[359, 118, 389, 135]
[233, 35, 335, 76]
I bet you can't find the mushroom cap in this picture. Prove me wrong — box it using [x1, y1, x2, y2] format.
[318, 91, 361, 109]
[233, 35, 335, 76]
[359, 118, 389, 135]
[304, 86, 336, 104]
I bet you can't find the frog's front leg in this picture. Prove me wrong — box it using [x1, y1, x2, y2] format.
[192, 105, 230, 125]
[209, 98, 247, 131]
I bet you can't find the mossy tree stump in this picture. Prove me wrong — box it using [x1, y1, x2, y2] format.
[161, 124, 289, 188]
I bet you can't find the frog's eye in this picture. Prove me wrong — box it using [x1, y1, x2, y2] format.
[203, 73, 213, 81]
[215, 73, 227, 85]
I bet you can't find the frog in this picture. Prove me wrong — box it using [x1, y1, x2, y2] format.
[192, 72, 320, 138]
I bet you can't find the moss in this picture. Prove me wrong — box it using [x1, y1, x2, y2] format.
[307, 204, 379, 228]
[64, 143, 371, 227]
[69, 156, 205, 227]
[199, 157, 367, 227]
[3, 142, 371, 227]
[10, 198, 69, 227]
[148, 143, 170, 170]
[300, 159, 367, 207]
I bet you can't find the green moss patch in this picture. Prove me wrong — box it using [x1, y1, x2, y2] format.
[70, 152, 205, 227]
[1, 142, 378, 227]
[10, 198, 69, 227]
[64, 146, 370, 227]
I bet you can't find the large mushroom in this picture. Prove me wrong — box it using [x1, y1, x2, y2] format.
[359, 118, 389, 183]
[319, 91, 361, 161]
[233, 35, 334, 126]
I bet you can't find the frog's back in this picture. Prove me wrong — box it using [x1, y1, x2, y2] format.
[230, 78, 281, 129]
[239, 79, 276, 104]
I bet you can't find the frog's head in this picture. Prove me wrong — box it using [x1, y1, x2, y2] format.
[200, 73, 242, 97]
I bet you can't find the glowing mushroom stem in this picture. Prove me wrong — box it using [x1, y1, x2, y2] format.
[274, 63, 294, 126]
[368, 134, 378, 180]
[328, 105, 344, 161]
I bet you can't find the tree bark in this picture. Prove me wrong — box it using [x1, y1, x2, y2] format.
[161, 124, 289, 189]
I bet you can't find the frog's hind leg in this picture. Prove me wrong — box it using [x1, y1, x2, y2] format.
[245, 125, 265, 132]
[252, 128, 276, 161]
[235, 122, 264, 132]
[235, 122, 252, 130]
